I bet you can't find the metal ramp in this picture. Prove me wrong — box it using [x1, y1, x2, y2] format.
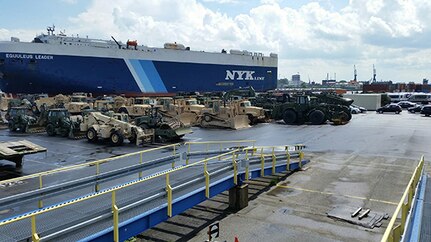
[0, 141, 307, 242]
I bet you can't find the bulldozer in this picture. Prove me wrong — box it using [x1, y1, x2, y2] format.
[113, 96, 154, 117]
[45, 108, 83, 138]
[272, 93, 353, 125]
[134, 107, 193, 142]
[80, 111, 153, 146]
[154, 97, 202, 126]
[199, 100, 250, 129]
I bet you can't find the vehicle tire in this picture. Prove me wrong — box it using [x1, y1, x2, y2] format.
[379, 110, 383, 114]
[86, 128, 98, 143]
[60, 128, 70, 137]
[118, 107, 128, 114]
[46, 123, 56, 136]
[110, 131, 124, 146]
[395, 111, 400, 114]
[426, 114, 430, 117]
[309, 110, 325, 125]
[8, 121, 17, 132]
[129, 133, 137, 144]
[339, 112, 350, 122]
[283, 109, 297, 125]
[204, 114, 212, 122]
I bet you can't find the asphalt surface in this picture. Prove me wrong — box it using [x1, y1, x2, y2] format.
[1, 110, 430, 241]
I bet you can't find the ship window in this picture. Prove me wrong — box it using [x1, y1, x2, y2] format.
[69, 43, 72, 45]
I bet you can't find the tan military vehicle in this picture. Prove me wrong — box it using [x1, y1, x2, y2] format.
[114, 96, 154, 117]
[80, 111, 153, 146]
[199, 100, 250, 129]
[64, 93, 93, 114]
[32, 94, 69, 114]
[235, 100, 266, 124]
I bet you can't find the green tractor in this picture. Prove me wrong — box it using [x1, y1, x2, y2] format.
[134, 107, 193, 142]
[272, 93, 353, 125]
[6, 107, 35, 132]
[45, 108, 82, 137]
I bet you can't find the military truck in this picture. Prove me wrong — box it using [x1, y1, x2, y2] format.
[64, 93, 93, 114]
[234, 100, 266, 124]
[272, 93, 353, 125]
[45, 108, 83, 137]
[80, 111, 153, 146]
[134, 107, 193, 141]
[114, 96, 154, 117]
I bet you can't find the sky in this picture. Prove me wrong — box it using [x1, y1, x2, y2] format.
[1, 0, 430, 83]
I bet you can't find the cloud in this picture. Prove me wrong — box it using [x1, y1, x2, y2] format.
[2, 0, 431, 82]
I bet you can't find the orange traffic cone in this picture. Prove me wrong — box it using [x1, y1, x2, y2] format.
[235, 236, 239, 242]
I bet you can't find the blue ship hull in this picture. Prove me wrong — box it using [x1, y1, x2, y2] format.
[0, 52, 277, 95]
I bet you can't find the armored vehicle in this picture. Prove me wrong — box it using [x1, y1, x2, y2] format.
[272, 93, 353, 125]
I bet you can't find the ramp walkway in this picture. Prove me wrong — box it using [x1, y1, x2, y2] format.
[0, 140, 307, 242]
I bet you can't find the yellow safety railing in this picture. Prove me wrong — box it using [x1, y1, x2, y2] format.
[0, 143, 181, 186]
[0, 149, 239, 242]
[184, 140, 256, 164]
[381, 156, 425, 242]
[0, 142, 305, 242]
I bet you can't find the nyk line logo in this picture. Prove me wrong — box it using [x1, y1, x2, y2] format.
[225, 70, 265, 81]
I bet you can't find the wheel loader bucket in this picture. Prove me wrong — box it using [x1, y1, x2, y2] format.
[230, 115, 251, 130]
[178, 113, 199, 126]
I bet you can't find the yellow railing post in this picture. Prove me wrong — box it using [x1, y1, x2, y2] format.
[260, 153, 265, 177]
[186, 143, 190, 165]
[172, 145, 176, 156]
[233, 152, 238, 185]
[252, 142, 255, 156]
[245, 162, 249, 181]
[272, 154, 276, 175]
[139, 152, 143, 179]
[38, 175, 43, 208]
[31, 215, 40, 242]
[286, 148, 291, 171]
[204, 160, 210, 198]
[95, 163, 100, 192]
[299, 151, 304, 169]
[166, 174, 172, 217]
[112, 191, 119, 242]
[172, 159, 175, 169]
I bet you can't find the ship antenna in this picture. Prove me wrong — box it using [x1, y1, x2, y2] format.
[111, 36, 122, 49]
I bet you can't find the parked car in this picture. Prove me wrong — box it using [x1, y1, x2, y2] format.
[408, 105, 423, 113]
[396, 101, 418, 109]
[376, 104, 402, 114]
[351, 104, 367, 113]
[420, 105, 431, 116]
[350, 105, 361, 114]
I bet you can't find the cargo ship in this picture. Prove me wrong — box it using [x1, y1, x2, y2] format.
[0, 26, 278, 95]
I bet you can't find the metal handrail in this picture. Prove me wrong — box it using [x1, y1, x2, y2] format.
[0, 149, 239, 227]
[381, 156, 424, 242]
[0, 143, 182, 185]
[0, 142, 304, 242]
